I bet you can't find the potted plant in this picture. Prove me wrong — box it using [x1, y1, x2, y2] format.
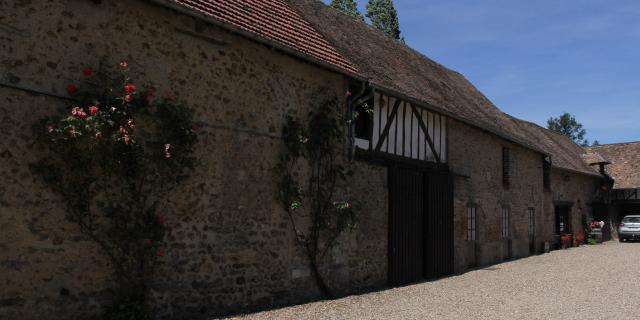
[575, 231, 586, 246]
[589, 220, 605, 243]
[560, 233, 572, 249]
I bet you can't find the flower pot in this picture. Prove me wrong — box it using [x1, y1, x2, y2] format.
[590, 228, 603, 243]
[561, 234, 572, 249]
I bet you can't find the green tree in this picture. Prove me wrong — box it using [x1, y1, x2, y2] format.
[547, 112, 589, 146]
[330, 0, 364, 21]
[366, 0, 402, 40]
[592, 140, 600, 146]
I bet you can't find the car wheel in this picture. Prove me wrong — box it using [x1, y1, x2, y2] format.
[619, 238, 625, 242]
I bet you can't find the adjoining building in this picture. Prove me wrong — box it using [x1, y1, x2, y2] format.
[587, 142, 640, 239]
[0, 1, 626, 319]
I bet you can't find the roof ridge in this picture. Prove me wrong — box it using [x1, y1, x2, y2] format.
[310, 0, 463, 77]
[508, 115, 586, 149]
[588, 140, 640, 147]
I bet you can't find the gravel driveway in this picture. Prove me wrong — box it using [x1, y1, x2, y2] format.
[230, 241, 640, 319]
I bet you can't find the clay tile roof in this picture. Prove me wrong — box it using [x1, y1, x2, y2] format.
[509, 118, 600, 176]
[587, 142, 640, 188]
[167, 0, 357, 73]
[284, 0, 602, 177]
[285, 0, 544, 154]
[160, 0, 609, 178]
[582, 151, 609, 165]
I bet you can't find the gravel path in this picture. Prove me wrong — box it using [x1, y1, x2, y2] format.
[230, 241, 640, 319]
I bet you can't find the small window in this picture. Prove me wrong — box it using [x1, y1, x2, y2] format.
[502, 147, 510, 188]
[467, 206, 477, 241]
[501, 206, 510, 239]
[354, 92, 374, 142]
[528, 207, 535, 238]
[543, 156, 551, 190]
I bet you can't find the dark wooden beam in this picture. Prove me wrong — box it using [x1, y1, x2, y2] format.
[355, 148, 449, 172]
[374, 99, 402, 152]
[368, 88, 375, 150]
[410, 104, 441, 163]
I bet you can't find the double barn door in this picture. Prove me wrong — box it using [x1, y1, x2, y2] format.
[388, 166, 454, 286]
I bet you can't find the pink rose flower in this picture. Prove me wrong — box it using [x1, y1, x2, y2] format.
[88, 105, 98, 116]
[71, 106, 86, 118]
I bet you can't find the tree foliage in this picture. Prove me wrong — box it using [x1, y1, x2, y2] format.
[366, 0, 402, 40]
[330, 0, 364, 21]
[547, 112, 589, 146]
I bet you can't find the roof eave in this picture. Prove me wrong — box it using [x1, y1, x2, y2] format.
[551, 165, 603, 178]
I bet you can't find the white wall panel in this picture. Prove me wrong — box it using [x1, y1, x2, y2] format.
[360, 93, 446, 163]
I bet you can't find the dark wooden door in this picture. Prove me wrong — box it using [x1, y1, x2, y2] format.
[388, 166, 424, 286]
[388, 166, 454, 285]
[424, 170, 454, 279]
[555, 206, 571, 234]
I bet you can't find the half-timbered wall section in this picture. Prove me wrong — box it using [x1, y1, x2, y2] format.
[355, 92, 447, 163]
[612, 188, 640, 202]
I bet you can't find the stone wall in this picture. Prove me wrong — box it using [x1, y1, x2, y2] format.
[447, 118, 604, 270]
[547, 169, 602, 240]
[0, 1, 387, 319]
[0, 0, 607, 319]
[447, 119, 546, 271]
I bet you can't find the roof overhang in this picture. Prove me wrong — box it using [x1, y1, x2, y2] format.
[551, 165, 603, 179]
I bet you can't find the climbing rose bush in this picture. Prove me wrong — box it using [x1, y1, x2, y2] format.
[33, 61, 198, 320]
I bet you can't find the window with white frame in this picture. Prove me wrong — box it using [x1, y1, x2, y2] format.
[528, 207, 535, 238]
[467, 206, 477, 241]
[501, 206, 510, 239]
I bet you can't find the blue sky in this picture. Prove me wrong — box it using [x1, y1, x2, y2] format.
[322, 0, 640, 144]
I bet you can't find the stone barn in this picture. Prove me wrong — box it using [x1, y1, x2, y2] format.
[0, 0, 612, 319]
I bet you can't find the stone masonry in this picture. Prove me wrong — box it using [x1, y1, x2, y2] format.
[0, 0, 604, 319]
[0, 1, 387, 318]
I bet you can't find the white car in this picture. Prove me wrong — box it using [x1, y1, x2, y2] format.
[619, 215, 640, 242]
